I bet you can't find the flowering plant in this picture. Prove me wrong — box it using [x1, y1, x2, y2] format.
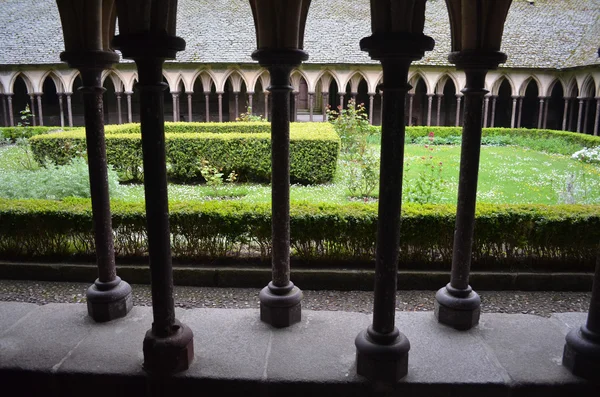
[571, 147, 600, 165]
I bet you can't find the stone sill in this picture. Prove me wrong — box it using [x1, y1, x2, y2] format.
[0, 302, 598, 396]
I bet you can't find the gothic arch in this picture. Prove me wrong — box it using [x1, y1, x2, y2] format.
[9, 72, 33, 94]
[518, 76, 542, 96]
[581, 75, 597, 98]
[408, 71, 431, 94]
[546, 78, 567, 97]
[566, 78, 579, 98]
[491, 75, 516, 96]
[219, 69, 249, 93]
[315, 70, 342, 94]
[191, 70, 217, 93]
[40, 70, 65, 93]
[434, 73, 460, 94]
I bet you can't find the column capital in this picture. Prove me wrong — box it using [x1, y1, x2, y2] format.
[426, 93, 435, 97]
[511, 95, 521, 99]
[247, 91, 255, 95]
[124, 91, 133, 95]
[436, 93, 444, 97]
[456, 93, 464, 98]
[185, 91, 194, 95]
[367, 92, 376, 96]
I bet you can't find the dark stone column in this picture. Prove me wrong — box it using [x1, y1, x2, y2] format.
[36, 94, 44, 126]
[563, 97, 570, 131]
[517, 96, 523, 128]
[368, 93, 375, 124]
[321, 92, 328, 121]
[248, 92, 254, 115]
[6, 94, 14, 126]
[252, 49, 306, 328]
[204, 92, 210, 122]
[435, 51, 506, 331]
[186, 91, 193, 122]
[510, 95, 518, 128]
[483, 95, 489, 128]
[125, 91, 133, 123]
[60, 50, 133, 323]
[408, 92, 414, 126]
[66, 93, 73, 127]
[490, 95, 497, 127]
[456, 94, 462, 126]
[577, 97, 584, 133]
[116, 92, 123, 124]
[29, 94, 36, 126]
[293, 91, 299, 121]
[543, 97, 549, 129]
[113, 33, 194, 375]
[537, 96, 545, 129]
[218, 92, 223, 122]
[354, 32, 434, 383]
[234, 92, 240, 120]
[379, 91, 383, 125]
[339, 93, 345, 111]
[594, 97, 600, 136]
[569, 97, 576, 131]
[264, 92, 270, 121]
[436, 93, 443, 126]
[171, 92, 179, 122]
[563, 246, 600, 379]
[308, 92, 314, 121]
[583, 98, 591, 134]
[2, 94, 8, 127]
[58, 93, 65, 128]
[426, 93, 433, 126]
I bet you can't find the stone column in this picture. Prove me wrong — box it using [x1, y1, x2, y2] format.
[125, 91, 133, 123]
[577, 97, 584, 132]
[543, 97, 549, 129]
[379, 91, 383, 125]
[171, 92, 178, 122]
[354, 30, 434, 383]
[351, 91, 357, 103]
[252, 49, 306, 328]
[112, 31, 193, 374]
[517, 96, 523, 128]
[434, 51, 507, 331]
[322, 92, 328, 121]
[490, 95, 497, 127]
[36, 93, 44, 126]
[293, 91, 299, 121]
[1, 94, 8, 127]
[66, 92, 73, 127]
[248, 92, 254, 115]
[569, 97, 576, 131]
[594, 97, 600, 136]
[368, 93, 375, 124]
[563, 97, 570, 131]
[583, 98, 591, 134]
[426, 93, 433, 126]
[339, 93, 345, 111]
[436, 93, 443, 126]
[456, 94, 463, 126]
[483, 95, 490, 128]
[6, 94, 14, 126]
[234, 92, 240, 120]
[408, 93, 414, 126]
[29, 94, 36, 126]
[58, 93, 65, 128]
[563, 248, 600, 379]
[264, 92, 270, 121]
[308, 92, 314, 121]
[217, 92, 223, 122]
[510, 96, 518, 128]
[116, 92, 123, 124]
[186, 91, 193, 122]
[537, 96, 545, 129]
[204, 92, 210, 122]
[59, 51, 132, 323]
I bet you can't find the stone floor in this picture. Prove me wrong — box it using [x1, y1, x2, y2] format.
[0, 301, 598, 397]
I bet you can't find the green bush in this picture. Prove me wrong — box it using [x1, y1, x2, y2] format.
[29, 123, 340, 184]
[0, 126, 75, 142]
[0, 199, 598, 270]
[104, 122, 271, 134]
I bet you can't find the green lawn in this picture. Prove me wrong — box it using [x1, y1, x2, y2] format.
[2, 142, 600, 205]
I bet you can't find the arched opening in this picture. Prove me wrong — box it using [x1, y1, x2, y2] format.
[41, 75, 60, 126]
[438, 77, 457, 126]
[583, 81, 597, 135]
[567, 84, 579, 132]
[253, 79, 266, 119]
[176, 80, 185, 122]
[494, 79, 512, 128]
[327, 79, 339, 113]
[71, 75, 85, 126]
[546, 81, 564, 131]
[297, 77, 309, 112]
[192, 77, 206, 122]
[162, 76, 174, 122]
[356, 79, 369, 117]
[131, 78, 141, 123]
[520, 79, 539, 129]
[412, 77, 427, 126]
[373, 82, 382, 126]
[12, 75, 32, 126]
[103, 77, 118, 125]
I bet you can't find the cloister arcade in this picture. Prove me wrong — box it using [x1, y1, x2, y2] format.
[1, 65, 598, 135]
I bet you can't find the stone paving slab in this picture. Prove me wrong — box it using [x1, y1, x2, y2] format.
[0, 302, 38, 333]
[0, 302, 598, 396]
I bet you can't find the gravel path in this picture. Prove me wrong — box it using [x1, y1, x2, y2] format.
[0, 280, 591, 317]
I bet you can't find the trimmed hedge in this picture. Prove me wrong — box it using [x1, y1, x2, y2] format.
[0, 126, 75, 141]
[29, 123, 340, 184]
[0, 198, 598, 270]
[104, 122, 271, 134]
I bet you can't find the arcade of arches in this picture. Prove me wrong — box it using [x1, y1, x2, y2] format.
[0, 65, 598, 135]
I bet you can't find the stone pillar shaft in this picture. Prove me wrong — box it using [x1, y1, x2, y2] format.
[322, 92, 328, 122]
[308, 92, 313, 121]
[7, 94, 14, 126]
[543, 97, 549, 129]
[234, 92, 239, 120]
[248, 93, 254, 115]
[436, 94, 443, 126]
[456, 95, 462, 127]
[426, 93, 433, 126]
[29, 94, 36, 126]
[368, 94, 374, 124]
[265, 92, 270, 121]
[490, 95, 497, 127]
[408, 93, 414, 126]
[126, 92, 133, 123]
[594, 98, 600, 136]
[218, 93, 223, 122]
[36, 94, 44, 126]
[187, 92, 193, 122]
[116, 93, 123, 124]
[517, 96, 523, 128]
[66, 93, 73, 127]
[563, 98, 569, 131]
[537, 97, 545, 129]
[205, 93, 210, 122]
[483, 95, 490, 128]
[583, 98, 591, 134]
[58, 94, 65, 128]
[172, 93, 178, 122]
[577, 98, 584, 132]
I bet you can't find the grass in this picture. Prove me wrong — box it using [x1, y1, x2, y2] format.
[2, 140, 600, 205]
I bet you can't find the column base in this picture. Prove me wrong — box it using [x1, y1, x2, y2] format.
[143, 320, 194, 375]
[434, 283, 481, 330]
[86, 276, 133, 322]
[355, 326, 410, 382]
[563, 325, 600, 380]
[259, 281, 302, 328]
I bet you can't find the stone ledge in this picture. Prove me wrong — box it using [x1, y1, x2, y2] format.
[0, 261, 594, 291]
[0, 302, 598, 397]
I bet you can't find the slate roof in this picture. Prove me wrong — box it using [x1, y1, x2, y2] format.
[0, 0, 598, 69]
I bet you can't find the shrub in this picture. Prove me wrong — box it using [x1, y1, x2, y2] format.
[0, 126, 74, 142]
[29, 123, 340, 185]
[104, 122, 271, 134]
[0, 199, 598, 270]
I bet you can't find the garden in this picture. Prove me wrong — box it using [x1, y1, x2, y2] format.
[0, 101, 599, 270]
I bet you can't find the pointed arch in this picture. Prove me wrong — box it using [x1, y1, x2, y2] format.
[546, 78, 567, 97]
[40, 70, 65, 93]
[518, 76, 542, 96]
[566, 78, 579, 98]
[9, 72, 34, 94]
[315, 70, 342, 94]
[581, 75, 597, 98]
[291, 69, 310, 92]
[490, 75, 516, 96]
[434, 73, 460, 95]
[220, 69, 249, 93]
[408, 71, 431, 94]
[346, 70, 369, 93]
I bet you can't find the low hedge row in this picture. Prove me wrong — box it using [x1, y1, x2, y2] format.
[104, 122, 271, 134]
[0, 126, 76, 141]
[29, 123, 340, 184]
[1, 198, 598, 270]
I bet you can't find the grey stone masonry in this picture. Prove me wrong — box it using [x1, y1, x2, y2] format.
[0, 302, 598, 396]
[0, 0, 599, 69]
